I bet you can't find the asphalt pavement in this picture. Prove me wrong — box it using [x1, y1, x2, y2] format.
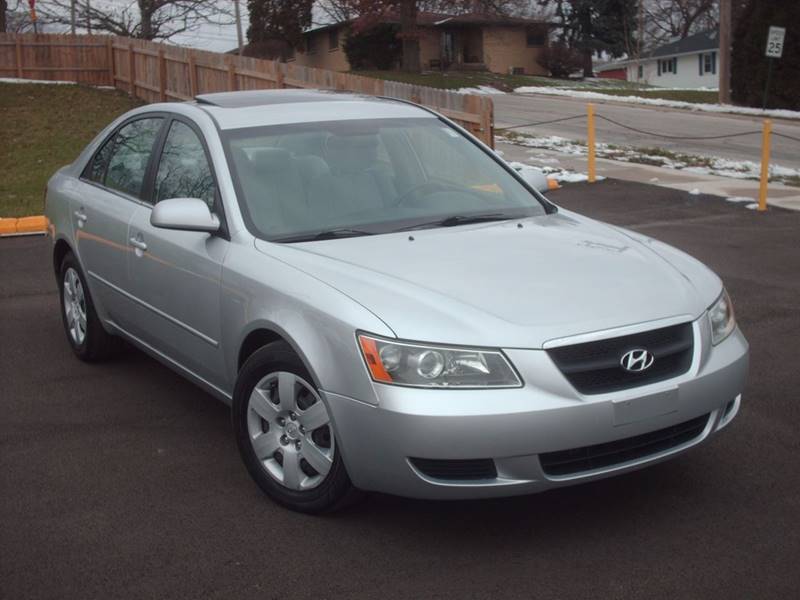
[494, 93, 800, 166]
[2, 181, 799, 599]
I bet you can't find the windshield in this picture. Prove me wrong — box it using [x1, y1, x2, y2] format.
[222, 117, 549, 242]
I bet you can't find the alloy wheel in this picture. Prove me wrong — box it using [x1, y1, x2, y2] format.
[63, 267, 87, 346]
[246, 371, 334, 491]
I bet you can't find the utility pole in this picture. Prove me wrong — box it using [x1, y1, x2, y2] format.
[70, 0, 76, 34]
[234, 0, 244, 55]
[719, 0, 732, 104]
[86, 0, 92, 34]
[637, 0, 644, 82]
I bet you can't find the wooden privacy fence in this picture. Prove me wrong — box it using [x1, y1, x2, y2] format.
[0, 33, 494, 147]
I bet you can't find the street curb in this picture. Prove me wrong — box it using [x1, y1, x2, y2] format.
[0, 216, 49, 237]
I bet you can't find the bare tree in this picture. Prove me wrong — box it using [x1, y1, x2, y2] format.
[37, 0, 233, 40]
[643, 0, 718, 45]
[316, 0, 356, 24]
[3, 0, 37, 32]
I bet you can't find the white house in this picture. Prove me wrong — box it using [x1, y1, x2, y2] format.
[597, 30, 719, 88]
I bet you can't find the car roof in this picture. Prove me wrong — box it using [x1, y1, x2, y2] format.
[193, 89, 436, 130]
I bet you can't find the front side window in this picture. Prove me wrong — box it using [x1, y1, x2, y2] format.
[223, 118, 549, 242]
[154, 120, 217, 208]
[103, 118, 163, 198]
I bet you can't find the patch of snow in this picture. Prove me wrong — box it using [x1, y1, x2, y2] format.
[745, 203, 760, 210]
[507, 159, 604, 184]
[649, 177, 659, 182]
[499, 133, 800, 185]
[457, 85, 505, 95]
[512, 86, 800, 120]
[688, 188, 701, 195]
[726, 196, 755, 203]
[0, 77, 76, 85]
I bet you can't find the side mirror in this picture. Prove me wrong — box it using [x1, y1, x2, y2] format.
[515, 165, 552, 194]
[150, 198, 220, 233]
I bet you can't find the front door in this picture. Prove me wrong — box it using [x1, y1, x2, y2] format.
[125, 118, 229, 391]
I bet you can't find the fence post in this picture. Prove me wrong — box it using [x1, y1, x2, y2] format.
[15, 38, 23, 78]
[758, 119, 772, 212]
[587, 103, 597, 183]
[275, 61, 285, 89]
[227, 57, 237, 91]
[188, 53, 198, 97]
[128, 42, 136, 96]
[158, 48, 167, 102]
[106, 38, 115, 86]
[483, 97, 495, 149]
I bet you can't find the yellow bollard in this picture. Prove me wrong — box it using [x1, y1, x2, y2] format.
[587, 103, 596, 183]
[758, 119, 772, 212]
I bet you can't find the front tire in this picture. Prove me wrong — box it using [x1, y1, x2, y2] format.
[232, 342, 360, 513]
[58, 252, 120, 362]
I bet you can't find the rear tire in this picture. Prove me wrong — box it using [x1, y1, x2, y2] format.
[232, 341, 361, 513]
[58, 252, 120, 362]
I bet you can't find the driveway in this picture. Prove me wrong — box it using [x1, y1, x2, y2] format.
[494, 93, 800, 166]
[2, 181, 799, 599]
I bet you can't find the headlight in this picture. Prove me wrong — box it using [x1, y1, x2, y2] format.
[357, 334, 521, 388]
[708, 289, 735, 345]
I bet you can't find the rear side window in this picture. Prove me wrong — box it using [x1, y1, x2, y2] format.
[88, 117, 163, 199]
[154, 121, 217, 208]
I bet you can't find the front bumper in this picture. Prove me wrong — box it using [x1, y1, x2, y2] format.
[323, 320, 749, 500]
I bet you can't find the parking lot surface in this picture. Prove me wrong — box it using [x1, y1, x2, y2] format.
[2, 180, 799, 599]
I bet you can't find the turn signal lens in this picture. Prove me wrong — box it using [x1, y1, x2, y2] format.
[357, 333, 521, 388]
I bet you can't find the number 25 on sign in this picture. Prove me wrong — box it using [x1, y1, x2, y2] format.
[762, 26, 786, 110]
[765, 26, 786, 59]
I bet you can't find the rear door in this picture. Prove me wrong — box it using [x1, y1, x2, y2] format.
[125, 117, 229, 390]
[74, 116, 165, 330]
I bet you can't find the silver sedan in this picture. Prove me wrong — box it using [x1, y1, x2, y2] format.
[45, 90, 748, 513]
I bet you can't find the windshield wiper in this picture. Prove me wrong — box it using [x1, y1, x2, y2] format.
[397, 212, 515, 232]
[273, 228, 375, 243]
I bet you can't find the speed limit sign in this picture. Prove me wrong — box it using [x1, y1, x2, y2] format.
[765, 26, 786, 58]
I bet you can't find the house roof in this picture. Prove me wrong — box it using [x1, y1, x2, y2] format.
[647, 29, 719, 59]
[594, 29, 719, 71]
[303, 11, 547, 35]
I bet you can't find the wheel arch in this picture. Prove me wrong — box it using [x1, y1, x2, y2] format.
[53, 237, 74, 276]
[237, 325, 324, 392]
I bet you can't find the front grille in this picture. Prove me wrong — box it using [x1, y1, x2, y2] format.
[547, 323, 694, 394]
[410, 457, 497, 480]
[539, 413, 709, 477]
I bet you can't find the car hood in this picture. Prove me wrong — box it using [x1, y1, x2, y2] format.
[254, 211, 721, 348]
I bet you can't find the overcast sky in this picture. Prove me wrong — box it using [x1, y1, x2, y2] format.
[37, 1, 334, 53]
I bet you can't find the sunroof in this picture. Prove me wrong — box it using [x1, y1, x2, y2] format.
[195, 89, 363, 108]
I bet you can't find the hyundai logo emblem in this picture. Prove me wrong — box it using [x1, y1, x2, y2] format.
[620, 348, 655, 372]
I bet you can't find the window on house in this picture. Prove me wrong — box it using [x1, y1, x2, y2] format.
[705, 52, 716, 73]
[306, 35, 317, 54]
[329, 29, 339, 50]
[637, 64, 643, 78]
[658, 57, 677, 75]
[526, 27, 546, 47]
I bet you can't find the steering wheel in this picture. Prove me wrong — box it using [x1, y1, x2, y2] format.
[393, 181, 459, 207]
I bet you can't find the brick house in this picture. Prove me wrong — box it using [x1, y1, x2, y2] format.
[288, 12, 549, 75]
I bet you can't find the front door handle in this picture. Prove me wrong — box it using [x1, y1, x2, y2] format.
[129, 236, 148, 252]
[74, 209, 88, 227]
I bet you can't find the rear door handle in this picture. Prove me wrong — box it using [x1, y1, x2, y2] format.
[129, 236, 148, 252]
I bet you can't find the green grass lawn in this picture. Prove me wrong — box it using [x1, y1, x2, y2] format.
[355, 70, 655, 92]
[0, 82, 143, 217]
[355, 70, 718, 103]
[585, 88, 720, 104]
